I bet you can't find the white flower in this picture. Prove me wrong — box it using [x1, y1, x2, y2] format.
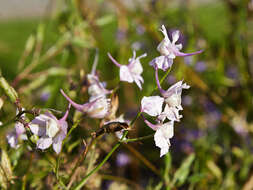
[108, 50, 147, 89]
[154, 121, 174, 157]
[150, 25, 203, 71]
[142, 115, 174, 157]
[29, 107, 70, 154]
[141, 96, 164, 117]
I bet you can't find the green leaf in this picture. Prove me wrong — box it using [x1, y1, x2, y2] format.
[206, 160, 222, 180]
[0, 149, 14, 189]
[171, 153, 195, 187]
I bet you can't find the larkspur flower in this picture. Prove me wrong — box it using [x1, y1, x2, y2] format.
[150, 25, 203, 71]
[60, 89, 110, 119]
[108, 50, 147, 89]
[155, 68, 190, 110]
[29, 105, 70, 154]
[142, 115, 174, 157]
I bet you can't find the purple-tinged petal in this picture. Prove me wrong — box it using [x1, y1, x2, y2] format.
[133, 75, 144, 90]
[141, 114, 160, 131]
[60, 89, 98, 113]
[172, 30, 180, 44]
[141, 96, 164, 117]
[15, 122, 25, 136]
[87, 97, 110, 118]
[60, 103, 71, 122]
[6, 131, 19, 149]
[53, 141, 62, 154]
[154, 121, 174, 157]
[149, 56, 173, 71]
[159, 25, 170, 40]
[120, 65, 134, 83]
[29, 114, 49, 136]
[175, 50, 203, 57]
[155, 67, 166, 95]
[107, 53, 122, 67]
[37, 137, 53, 150]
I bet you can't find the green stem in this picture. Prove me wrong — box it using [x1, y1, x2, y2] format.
[0, 72, 18, 103]
[120, 133, 154, 143]
[73, 131, 128, 190]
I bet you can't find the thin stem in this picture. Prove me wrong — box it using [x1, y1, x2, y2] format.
[91, 48, 99, 75]
[155, 67, 166, 94]
[120, 133, 154, 143]
[107, 52, 122, 67]
[73, 131, 128, 190]
[123, 143, 161, 176]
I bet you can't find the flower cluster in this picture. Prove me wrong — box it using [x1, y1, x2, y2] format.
[140, 25, 201, 157]
[6, 25, 202, 157]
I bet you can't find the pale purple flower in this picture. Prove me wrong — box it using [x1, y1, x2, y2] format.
[142, 115, 174, 157]
[40, 92, 50, 102]
[155, 68, 190, 110]
[141, 96, 164, 117]
[150, 25, 203, 71]
[29, 105, 70, 154]
[108, 50, 147, 89]
[6, 109, 27, 149]
[60, 89, 110, 119]
[195, 61, 206, 72]
[116, 152, 130, 167]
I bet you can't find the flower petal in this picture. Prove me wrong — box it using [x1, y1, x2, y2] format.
[29, 114, 49, 136]
[53, 141, 62, 154]
[154, 121, 174, 157]
[120, 65, 134, 83]
[141, 96, 164, 117]
[149, 56, 173, 71]
[172, 30, 180, 44]
[37, 137, 53, 150]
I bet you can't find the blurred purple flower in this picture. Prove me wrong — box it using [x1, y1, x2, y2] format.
[136, 25, 145, 35]
[116, 153, 130, 167]
[40, 92, 50, 102]
[167, 75, 176, 85]
[203, 100, 221, 128]
[226, 66, 238, 80]
[116, 29, 126, 42]
[195, 61, 206, 72]
[182, 95, 192, 106]
[6, 109, 27, 149]
[184, 56, 193, 65]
